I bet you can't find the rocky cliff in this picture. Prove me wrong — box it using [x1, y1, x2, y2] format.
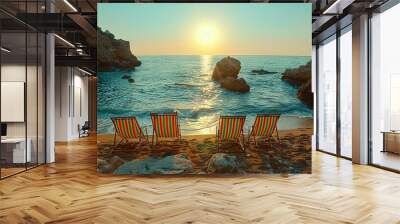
[97, 28, 141, 72]
[281, 61, 313, 108]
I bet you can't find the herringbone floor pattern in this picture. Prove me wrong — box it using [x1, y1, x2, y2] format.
[1, 137, 400, 224]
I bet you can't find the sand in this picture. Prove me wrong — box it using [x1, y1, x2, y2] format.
[97, 128, 312, 174]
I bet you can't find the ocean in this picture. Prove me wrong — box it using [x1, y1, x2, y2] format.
[97, 55, 312, 135]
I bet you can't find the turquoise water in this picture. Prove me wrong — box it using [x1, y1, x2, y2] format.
[97, 55, 312, 134]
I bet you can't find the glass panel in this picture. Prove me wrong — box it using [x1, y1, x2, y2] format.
[1, 31, 28, 177]
[371, 4, 400, 171]
[339, 28, 352, 158]
[27, 31, 38, 169]
[0, 1, 46, 179]
[38, 33, 46, 165]
[26, 0, 40, 169]
[317, 36, 337, 154]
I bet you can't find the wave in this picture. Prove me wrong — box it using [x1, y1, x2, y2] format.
[97, 55, 313, 134]
[171, 83, 206, 88]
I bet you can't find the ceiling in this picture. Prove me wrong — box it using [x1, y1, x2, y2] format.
[0, 0, 390, 74]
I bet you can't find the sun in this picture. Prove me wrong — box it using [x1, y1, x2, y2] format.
[196, 25, 218, 46]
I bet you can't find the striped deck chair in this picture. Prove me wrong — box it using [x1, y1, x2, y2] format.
[216, 115, 246, 152]
[248, 114, 280, 146]
[150, 112, 181, 145]
[111, 117, 148, 145]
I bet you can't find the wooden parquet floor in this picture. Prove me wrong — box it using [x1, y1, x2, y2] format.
[1, 136, 400, 224]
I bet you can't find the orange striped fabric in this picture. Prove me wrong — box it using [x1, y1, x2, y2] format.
[218, 116, 246, 140]
[251, 114, 280, 137]
[150, 112, 180, 138]
[111, 117, 144, 140]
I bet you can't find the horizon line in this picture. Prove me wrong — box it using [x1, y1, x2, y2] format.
[133, 54, 311, 57]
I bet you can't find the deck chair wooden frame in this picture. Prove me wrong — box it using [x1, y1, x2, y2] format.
[248, 114, 280, 146]
[216, 115, 246, 152]
[111, 117, 148, 145]
[150, 112, 182, 145]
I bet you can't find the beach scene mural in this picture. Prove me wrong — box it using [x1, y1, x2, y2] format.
[97, 3, 313, 175]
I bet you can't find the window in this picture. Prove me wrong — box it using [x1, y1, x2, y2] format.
[339, 27, 352, 158]
[317, 35, 337, 154]
[370, 3, 400, 171]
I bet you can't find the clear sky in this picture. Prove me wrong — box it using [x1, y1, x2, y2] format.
[98, 3, 311, 56]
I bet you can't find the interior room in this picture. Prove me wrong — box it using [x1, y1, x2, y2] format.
[0, 0, 400, 223]
[0, 14, 46, 178]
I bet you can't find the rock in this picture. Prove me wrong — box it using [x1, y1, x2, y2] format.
[281, 61, 313, 108]
[292, 156, 307, 169]
[97, 28, 141, 72]
[297, 80, 313, 108]
[212, 56, 250, 93]
[250, 69, 278, 75]
[97, 159, 113, 173]
[97, 156, 125, 173]
[114, 159, 148, 175]
[110, 156, 126, 170]
[281, 61, 311, 85]
[122, 75, 131, 79]
[212, 56, 241, 81]
[290, 155, 307, 173]
[261, 161, 274, 174]
[206, 153, 241, 174]
[113, 153, 194, 175]
[219, 77, 250, 93]
[128, 78, 135, 83]
[97, 158, 108, 167]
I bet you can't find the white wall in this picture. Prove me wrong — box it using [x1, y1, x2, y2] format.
[1, 63, 46, 164]
[1, 65, 42, 138]
[55, 66, 69, 140]
[1, 64, 26, 81]
[1, 64, 26, 138]
[54, 67, 89, 141]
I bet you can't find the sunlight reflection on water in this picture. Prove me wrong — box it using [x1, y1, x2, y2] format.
[97, 55, 312, 134]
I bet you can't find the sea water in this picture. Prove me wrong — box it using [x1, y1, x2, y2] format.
[97, 55, 312, 135]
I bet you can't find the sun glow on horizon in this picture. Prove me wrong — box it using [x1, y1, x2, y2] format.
[195, 24, 219, 54]
[99, 4, 311, 56]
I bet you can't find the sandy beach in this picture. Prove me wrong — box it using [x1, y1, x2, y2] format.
[97, 128, 312, 175]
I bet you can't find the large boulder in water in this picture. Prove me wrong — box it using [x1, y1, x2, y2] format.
[212, 56, 241, 81]
[297, 80, 313, 108]
[281, 61, 313, 108]
[281, 61, 311, 85]
[206, 153, 242, 174]
[219, 77, 250, 93]
[113, 153, 194, 175]
[212, 56, 250, 93]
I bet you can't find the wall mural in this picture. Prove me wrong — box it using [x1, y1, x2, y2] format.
[97, 3, 313, 175]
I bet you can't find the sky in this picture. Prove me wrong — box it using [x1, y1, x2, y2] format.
[98, 3, 311, 56]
